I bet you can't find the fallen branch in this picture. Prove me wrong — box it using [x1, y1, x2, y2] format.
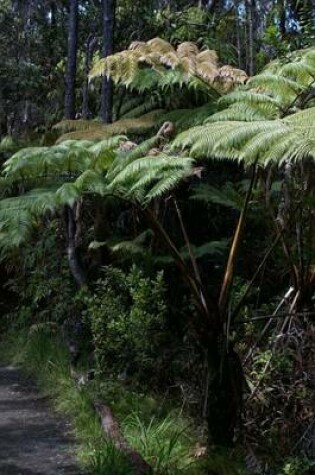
[93, 401, 152, 475]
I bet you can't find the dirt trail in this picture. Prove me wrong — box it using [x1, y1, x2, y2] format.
[0, 365, 84, 475]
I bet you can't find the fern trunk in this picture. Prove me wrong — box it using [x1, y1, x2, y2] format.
[206, 340, 243, 447]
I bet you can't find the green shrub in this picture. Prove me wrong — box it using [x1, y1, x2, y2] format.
[84, 265, 167, 383]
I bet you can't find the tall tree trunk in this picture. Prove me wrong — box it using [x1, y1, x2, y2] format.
[279, 0, 286, 39]
[64, 0, 78, 120]
[82, 35, 97, 119]
[246, 0, 256, 75]
[100, 0, 116, 124]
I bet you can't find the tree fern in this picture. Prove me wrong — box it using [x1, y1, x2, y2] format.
[172, 104, 315, 167]
[89, 37, 247, 95]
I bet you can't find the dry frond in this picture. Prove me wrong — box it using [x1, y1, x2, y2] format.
[129, 41, 149, 53]
[160, 52, 181, 68]
[177, 42, 199, 58]
[196, 63, 218, 82]
[54, 119, 103, 133]
[196, 50, 218, 66]
[180, 56, 197, 74]
[218, 66, 248, 84]
[90, 37, 247, 93]
[147, 37, 175, 54]
[57, 111, 165, 143]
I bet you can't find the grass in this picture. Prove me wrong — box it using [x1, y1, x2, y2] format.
[0, 327, 206, 475]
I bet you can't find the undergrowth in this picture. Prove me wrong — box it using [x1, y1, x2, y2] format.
[0, 327, 208, 475]
[2, 327, 309, 474]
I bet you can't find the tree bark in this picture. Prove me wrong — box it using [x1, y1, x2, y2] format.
[82, 35, 97, 119]
[64, 0, 78, 120]
[65, 204, 86, 288]
[94, 402, 152, 474]
[100, 0, 116, 123]
[246, 0, 256, 76]
[206, 341, 243, 447]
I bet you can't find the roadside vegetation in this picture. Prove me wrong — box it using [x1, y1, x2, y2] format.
[0, 327, 238, 475]
[0, 1, 315, 474]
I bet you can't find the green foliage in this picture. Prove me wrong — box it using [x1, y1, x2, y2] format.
[278, 457, 315, 475]
[1, 329, 134, 475]
[84, 265, 167, 381]
[124, 413, 200, 474]
[0, 326, 209, 475]
[0, 136, 195, 256]
[172, 108, 315, 167]
[4, 220, 76, 329]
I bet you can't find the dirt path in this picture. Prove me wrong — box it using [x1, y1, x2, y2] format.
[0, 365, 84, 475]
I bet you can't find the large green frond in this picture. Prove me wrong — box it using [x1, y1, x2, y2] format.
[3, 141, 94, 179]
[191, 183, 245, 210]
[172, 107, 315, 166]
[206, 103, 276, 122]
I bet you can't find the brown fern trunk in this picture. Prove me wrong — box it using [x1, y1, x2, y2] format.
[206, 340, 243, 447]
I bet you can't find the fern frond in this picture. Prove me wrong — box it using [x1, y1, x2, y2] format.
[89, 136, 127, 155]
[108, 154, 193, 186]
[143, 167, 192, 202]
[147, 37, 175, 54]
[120, 97, 163, 119]
[89, 37, 247, 94]
[162, 102, 218, 129]
[53, 119, 102, 133]
[74, 170, 108, 195]
[56, 111, 164, 143]
[219, 90, 281, 109]
[156, 240, 228, 265]
[206, 103, 275, 122]
[191, 183, 245, 210]
[197, 50, 218, 65]
[3, 141, 94, 179]
[172, 108, 315, 167]
[284, 106, 315, 138]
[247, 73, 305, 104]
[0, 189, 58, 216]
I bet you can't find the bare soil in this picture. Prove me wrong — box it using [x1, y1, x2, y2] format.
[0, 365, 85, 475]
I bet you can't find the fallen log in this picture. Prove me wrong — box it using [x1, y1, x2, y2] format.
[93, 401, 152, 475]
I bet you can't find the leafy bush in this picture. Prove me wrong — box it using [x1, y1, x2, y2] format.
[84, 265, 167, 383]
[5, 220, 76, 327]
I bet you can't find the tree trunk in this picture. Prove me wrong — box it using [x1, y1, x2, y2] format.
[246, 0, 256, 75]
[279, 0, 286, 39]
[94, 402, 152, 474]
[65, 204, 86, 288]
[64, 0, 78, 120]
[206, 341, 243, 447]
[100, 0, 116, 123]
[82, 35, 97, 119]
